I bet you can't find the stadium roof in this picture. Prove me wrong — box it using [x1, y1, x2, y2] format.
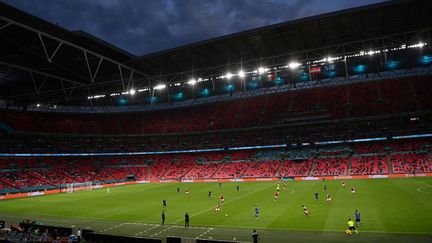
[0, 0, 431, 105]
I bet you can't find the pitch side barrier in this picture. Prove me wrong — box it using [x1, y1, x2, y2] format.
[1, 173, 431, 201]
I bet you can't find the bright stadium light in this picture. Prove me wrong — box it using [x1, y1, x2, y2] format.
[129, 88, 136, 95]
[154, 84, 166, 90]
[36, 104, 40, 107]
[187, 79, 197, 85]
[288, 62, 301, 70]
[258, 67, 266, 74]
[238, 70, 245, 78]
[226, 72, 233, 79]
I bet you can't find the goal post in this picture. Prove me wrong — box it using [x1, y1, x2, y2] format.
[66, 183, 74, 193]
[64, 182, 93, 193]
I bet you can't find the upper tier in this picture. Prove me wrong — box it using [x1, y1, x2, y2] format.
[1, 76, 431, 135]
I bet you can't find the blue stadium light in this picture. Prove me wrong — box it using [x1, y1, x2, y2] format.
[248, 79, 259, 89]
[118, 97, 128, 105]
[418, 55, 432, 65]
[200, 88, 210, 96]
[352, 64, 367, 73]
[146, 96, 158, 103]
[299, 72, 309, 81]
[173, 92, 184, 100]
[386, 60, 400, 69]
[226, 83, 234, 92]
[273, 76, 284, 85]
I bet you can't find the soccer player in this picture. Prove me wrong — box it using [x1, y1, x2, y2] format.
[252, 229, 260, 243]
[324, 184, 327, 191]
[274, 192, 279, 202]
[355, 210, 362, 227]
[185, 188, 190, 195]
[185, 212, 190, 227]
[347, 218, 358, 235]
[162, 210, 165, 225]
[208, 191, 212, 198]
[162, 199, 167, 208]
[302, 205, 310, 217]
[341, 181, 346, 187]
[351, 187, 356, 195]
[106, 187, 110, 193]
[177, 187, 180, 193]
[314, 192, 319, 201]
[254, 206, 259, 219]
[326, 193, 332, 204]
[219, 182, 222, 187]
[214, 204, 221, 214]
[283, 183, 287, 191]
[220, 194, 225, 203]
[236, 185, 240, 191]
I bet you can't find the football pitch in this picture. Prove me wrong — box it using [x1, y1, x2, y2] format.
[0, 177, 432, 243]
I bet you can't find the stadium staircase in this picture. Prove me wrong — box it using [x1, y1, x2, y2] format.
[159, 163, 173, 179]
[274, 160, 284, 177]
[239, 161, 254, 178]
[231, 98, 247, 129]
[209, 162, 225, 178]
[309, 159, 316, 176]
[182, 163, 197, 179]
[26, 171, 56, 187]
[347, 157, 352, 175]
[144, 166, 151, 180]
[387, 155, 393, 174]
[258, 95, 270, 126]
[0, 177, 21, 190]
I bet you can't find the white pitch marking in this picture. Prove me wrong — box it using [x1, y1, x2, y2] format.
[173, 183, 274, 223]
[135, 224, 160, 236]
[196, 228, 214, 239]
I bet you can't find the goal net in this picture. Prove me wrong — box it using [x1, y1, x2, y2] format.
[64, 182, 93, 193]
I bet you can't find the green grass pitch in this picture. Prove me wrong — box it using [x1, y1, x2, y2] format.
[0, 177, 432, 243]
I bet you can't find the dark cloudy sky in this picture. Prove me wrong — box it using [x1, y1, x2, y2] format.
[3, 0, 385, 56]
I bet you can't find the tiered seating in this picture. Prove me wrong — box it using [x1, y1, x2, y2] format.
[391, 154, 432, 173]
[242, 161, 280, 178]
[212, 162, 250, 179]
[162, 162, 195, 179]
[276, 160, 313, 177]
[312, 158, 348, 176]
[148, 161, 171, 180]
[183, 163, 223, 179]
[350, 156, 389, 175]
[354, 143, 385, 154]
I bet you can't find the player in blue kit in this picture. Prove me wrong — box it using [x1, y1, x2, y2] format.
[162, 199, 167, 208]
[314, 192, 319, 201]
[254, 206, 259, 219]
[355, 209, 362, 227]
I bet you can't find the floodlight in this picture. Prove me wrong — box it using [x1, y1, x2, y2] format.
[226, 72, 233, 79]
[238, 70, 245, 78]
[288, 62, 301, 69]
[154, 84, 166, 90]
[258, 67, 265, 74]
[129, 88, 136, 95]
[36, 104, 40, 107]
[187, 79, 197, 85]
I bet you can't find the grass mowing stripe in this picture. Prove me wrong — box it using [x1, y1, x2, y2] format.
[172, 182, 274, 224]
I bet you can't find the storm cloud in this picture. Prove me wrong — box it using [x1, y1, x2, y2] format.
[2, 0, 385, 56]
